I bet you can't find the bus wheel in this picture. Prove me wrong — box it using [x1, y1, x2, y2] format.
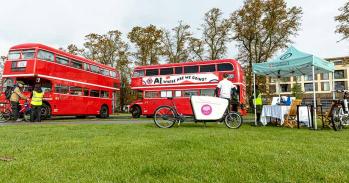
[98, 105, 109, 118]
[41, 103, 51, 120]
[131, 106, 141, 118]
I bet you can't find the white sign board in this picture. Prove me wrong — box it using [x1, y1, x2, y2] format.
[191, 96, 228, 120]
[142, 73, 219, 85]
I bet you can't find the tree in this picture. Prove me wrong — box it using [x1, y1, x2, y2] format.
[291, 83, 304, 99]
[231, 0, 302, 99]
[0, 56, 6, 78]
[335, 1, 349, 41]
[66, 44, 85, 56]
[201, 8, 233, 60]
[188, 37, 205, 61]
[83, 30, 132, 111]
[161, 21, 192, 63]
[128, 25, 163, 65]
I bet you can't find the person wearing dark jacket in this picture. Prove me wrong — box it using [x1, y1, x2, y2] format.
[30, 84, 44, 122]
[10, 81, 28, 122]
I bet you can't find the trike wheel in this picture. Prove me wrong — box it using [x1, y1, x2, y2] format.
[332, 107, 343, 131]
[225, 112, 242, 129]
[154, 106, 177, 128]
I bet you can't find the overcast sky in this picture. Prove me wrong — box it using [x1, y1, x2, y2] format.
[0, 0, 348, 59]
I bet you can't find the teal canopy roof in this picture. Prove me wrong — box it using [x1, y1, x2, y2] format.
[252, 46, 335, 77]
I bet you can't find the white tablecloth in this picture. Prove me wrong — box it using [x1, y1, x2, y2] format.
[260, 105, 312, 126]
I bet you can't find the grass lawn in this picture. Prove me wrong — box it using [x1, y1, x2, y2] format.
[0, 123, 348, 183]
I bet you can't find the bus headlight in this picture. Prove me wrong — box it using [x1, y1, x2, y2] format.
[0, 103, 4, 107]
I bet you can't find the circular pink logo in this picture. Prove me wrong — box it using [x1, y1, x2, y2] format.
[201, 104, 212, 115]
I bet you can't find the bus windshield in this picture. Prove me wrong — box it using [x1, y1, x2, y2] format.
[8, 51, 21, 60]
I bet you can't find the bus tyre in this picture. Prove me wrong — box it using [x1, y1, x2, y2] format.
[98, 105, 109, 118]
[131, 106, 141, 118]
[41, 103, 51, 120]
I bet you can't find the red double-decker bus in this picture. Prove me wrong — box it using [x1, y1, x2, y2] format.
[0, 43, 120, 118]
[129, 59, 246, 118]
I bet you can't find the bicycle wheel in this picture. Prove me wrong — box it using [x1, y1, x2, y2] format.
[154, 106, 177, 128]
[224, 112, 242, 129]
[1, 109, 12, 122]
[332, 107, 343, 131]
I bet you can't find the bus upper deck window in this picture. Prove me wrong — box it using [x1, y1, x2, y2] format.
[133, 70, 144, 77]
[38, 50, 54, 62]
[90, 65, 100, 73]
[8, 51, 21, 60]
[160, 68, 173, 75]
[71, 60, 83, 69]
[175, 67, 182, 74]
[56, 56, 69, 65]
[22, 49, 35, 59]
[200, 64, 216, 72]
[184, 66, 198, 73]
[217, 63, 234, 71]
[146, 69, 158, 76]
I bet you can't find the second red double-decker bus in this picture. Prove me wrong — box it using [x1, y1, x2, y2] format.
[129, 59, 246, 118]
[0, 43, 120, 118]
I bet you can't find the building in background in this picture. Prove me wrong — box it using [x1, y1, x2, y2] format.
[267, 56, 349, 109]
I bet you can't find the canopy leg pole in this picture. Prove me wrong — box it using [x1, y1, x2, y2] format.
[253, 73, 257, 126]
[332, 72, 335, 100]
[312, 66, 317, 130]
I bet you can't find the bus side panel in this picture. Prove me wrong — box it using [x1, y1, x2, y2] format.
[174, 97, 193, 116]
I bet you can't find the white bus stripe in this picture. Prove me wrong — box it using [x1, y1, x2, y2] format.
[2, 74, 119, 90]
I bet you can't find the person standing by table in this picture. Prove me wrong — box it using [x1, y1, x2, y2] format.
[253, 86, 263, 123]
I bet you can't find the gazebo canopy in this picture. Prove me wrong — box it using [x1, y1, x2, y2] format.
[252, 46, 335, 77]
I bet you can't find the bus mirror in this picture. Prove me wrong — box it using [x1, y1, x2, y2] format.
[36, 78, 40, 83]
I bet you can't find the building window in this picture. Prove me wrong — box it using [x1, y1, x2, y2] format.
[280, 77, 290, 82]
[175, 67, 182, 74]
[270, 78, 276, 83]
[144, 91, 160, 98]
[217, 63, 234, 71]
[269, 85, 276, 93]
[280, 84, 291, 92]
[334, 70, 345, 79]
[304, 83, 318, 92]
[321, 82, 330, 91]
[37, 50, 54, 62]
[321, 73, 329, 80]
[200, 65, 216, 72]
[335, 81, 346, 90]
[184, 66, 198, 73]
[304, 74, 313, 81]
[160, 68, 173, 75]
[146, 69, 159, 76]
[200, 89, 215, 96]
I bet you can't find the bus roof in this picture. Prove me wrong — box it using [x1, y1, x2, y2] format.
[133, 59, 240, 70]
[9, 43, 115, 70]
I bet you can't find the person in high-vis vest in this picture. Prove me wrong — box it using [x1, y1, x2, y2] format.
[30, 84, 44, 122]
[253, 86, 263, 123]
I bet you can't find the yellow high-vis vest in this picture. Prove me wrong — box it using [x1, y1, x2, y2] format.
[253, 93, 262, 105]
[31, 91, 44, 106]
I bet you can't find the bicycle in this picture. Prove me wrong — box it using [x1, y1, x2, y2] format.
[331, 90, 349, 131]
[0, 100, 31, 122]
[153, 96, 242, 129]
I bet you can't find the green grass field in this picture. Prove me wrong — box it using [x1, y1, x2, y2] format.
[0, 123, 348, 182]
